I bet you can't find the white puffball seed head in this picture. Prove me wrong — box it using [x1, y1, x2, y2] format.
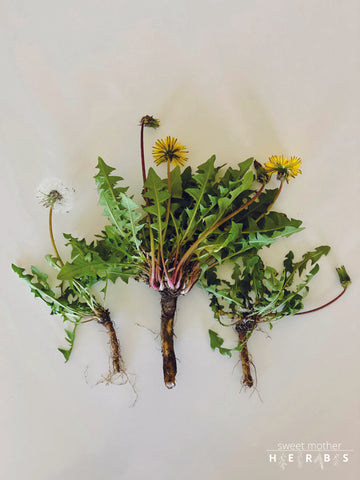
[36, 178, 75, 213]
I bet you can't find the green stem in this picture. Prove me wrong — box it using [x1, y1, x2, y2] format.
[65, 317, 80, 358]
[157, 161, 174, 282]
[49, 206, 99, 312]
[169, 210, 180, 268]
[255, 179, 284, 222]
[49, 207, 64, 267]
[165, 160, 171, 224]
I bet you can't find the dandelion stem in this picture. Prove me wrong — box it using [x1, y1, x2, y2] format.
[169, 210, 180, 267]
[49, 206, 98, 312]
[295, 288, 346, 315]
[165, 160, 171, 223]
[255, 179, 284, 222]
[49, 206, 64, 267]
[140, 118, 157, 286]
[140, 121, 147, 188]
[159, 161, 172, 279]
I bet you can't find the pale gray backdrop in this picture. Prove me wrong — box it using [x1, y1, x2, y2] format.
[1, 1, 359, 479]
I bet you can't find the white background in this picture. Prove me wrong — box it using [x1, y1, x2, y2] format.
[1, 1, 359, 479]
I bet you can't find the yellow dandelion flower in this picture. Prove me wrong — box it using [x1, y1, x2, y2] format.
[152, 136, 189, 167]
[264, 155, 302, 183]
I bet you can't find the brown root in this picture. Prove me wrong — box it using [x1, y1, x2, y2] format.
[97, 308, 126, 375]
[234, 318, 257, 389]
[238, 331, 254, 388]
[160, 291, 178, 389]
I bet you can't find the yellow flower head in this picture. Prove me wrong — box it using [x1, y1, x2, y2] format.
[264, 155, 302, 183]
[152, 136, 188, 167]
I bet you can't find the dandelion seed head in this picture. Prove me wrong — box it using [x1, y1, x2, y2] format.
[36, 178, 74, 213]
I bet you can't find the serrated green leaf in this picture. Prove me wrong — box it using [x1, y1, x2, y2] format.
[144, 167, 170, 242]
[65, 329, 75, 342]
[238, 157, 254, 177]
[170, 166, 182, 198]
[58, 348, 71, 362]
[31, 266, 48, 283]
[180, 156, 218, 242]
[12, 263, 83, 317]
[208, 329, 233, 357]
[58, 257, 138, 283]
[95, 157, 141, 251]
[285, 246, 330, 287]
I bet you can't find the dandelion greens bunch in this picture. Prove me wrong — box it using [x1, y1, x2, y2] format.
[12, 115, 350, 392]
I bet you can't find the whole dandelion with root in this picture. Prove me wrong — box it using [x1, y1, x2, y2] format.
[13, 114, 350, 392]
[204, 155, 350, 389]
[13, 178, 126, 382]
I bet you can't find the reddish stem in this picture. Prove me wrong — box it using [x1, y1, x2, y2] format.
[140, 121, 146, 186]
[295, 289, 346, 316]
[140, 120, 151, 211]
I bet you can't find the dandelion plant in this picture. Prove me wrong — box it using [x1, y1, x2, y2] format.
[12, 179, 126, 380]
[54, 117, 317, 388]
[202, 153, 351, 388]
[205, 254, 350, 388]
[12, 115, 350, 392]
